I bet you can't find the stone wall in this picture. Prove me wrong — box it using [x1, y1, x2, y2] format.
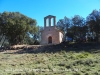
[41, 26, 60, 45]
[40, 15, 63, 45]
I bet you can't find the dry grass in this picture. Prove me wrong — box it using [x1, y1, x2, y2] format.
[0, 49, 100, 75]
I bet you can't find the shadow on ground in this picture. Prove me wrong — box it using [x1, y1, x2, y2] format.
[1, 42, 100, 54]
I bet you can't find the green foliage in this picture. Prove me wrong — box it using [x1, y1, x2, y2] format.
[27, 71, 36, 75]
[76, 52, 91, 59]
[73, 72, 83, 75]
[84, 59, 93, 66]
[86, 9, 100, 42]
[60, 50, 66, 54]
[57, 9, 100, 42]
[57, 15, 88, 41]
[0, 11, 39, 45]
[57, 17, 72, 40]
[0, 50, 100, 75]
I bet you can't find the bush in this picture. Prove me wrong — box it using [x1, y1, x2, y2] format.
[3, 42, 10, 47]
[76, 52, 91, 59]
[84, 59, 93, 66]
[73, 72, 83, 75]
[27, 71, 35, 75]
[58, 62, 66, 66]
[73, 60, 84, 66]
[59, 50, 67, 55]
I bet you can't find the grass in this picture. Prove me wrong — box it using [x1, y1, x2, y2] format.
[0, 49, 100, 75]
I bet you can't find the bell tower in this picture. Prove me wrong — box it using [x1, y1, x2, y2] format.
[40, 15, 63, 45]
[44, 15, 56, 28]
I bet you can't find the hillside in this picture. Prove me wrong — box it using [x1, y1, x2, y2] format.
[0, 42, 100, 75]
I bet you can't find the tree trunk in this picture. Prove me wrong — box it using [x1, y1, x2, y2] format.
[1, 37, 6, 47]
[0, 34, 4, 42]
[96, 33, 99, 42]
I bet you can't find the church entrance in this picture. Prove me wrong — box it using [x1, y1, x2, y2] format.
[48, 36, 52, 44]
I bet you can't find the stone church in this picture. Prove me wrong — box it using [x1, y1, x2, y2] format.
[40, 15, 63, 45]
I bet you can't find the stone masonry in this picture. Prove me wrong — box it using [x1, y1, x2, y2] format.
[40, 15, 63, 45]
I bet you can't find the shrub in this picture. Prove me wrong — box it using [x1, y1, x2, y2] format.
[76, 52, 91, 59]
[84, 59, 93, 66]
[27, 71, 36, 75]
[58, 62, 66, 66]
[66, 65, 71, 69]
[48, 65, 53, 71]
[85, 73, 89, 75]
[66, 64, 73, 69]
[13, 73, 21, 75]
[73, 72, 83, 75]
[60, 50, 66, 54]
[73, 60, 84, 66]
[69, 51, 75, 55]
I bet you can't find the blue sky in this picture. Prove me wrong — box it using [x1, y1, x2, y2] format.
[0, 0, 100, 26]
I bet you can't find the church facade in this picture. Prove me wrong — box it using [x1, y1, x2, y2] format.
[40, 15, 63, 45]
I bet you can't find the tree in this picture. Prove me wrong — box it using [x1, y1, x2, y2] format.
[71, 15, 87, 40]
[57, 16, 72, 40]
[0, 12, 7, 47]
[29, 25, 40, 44]
[0, 11, 38, 45]
[86, 9, 100, 42]
[57, 19, 65, 32]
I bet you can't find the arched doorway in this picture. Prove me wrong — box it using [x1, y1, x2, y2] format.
[48, 36, 52, 44]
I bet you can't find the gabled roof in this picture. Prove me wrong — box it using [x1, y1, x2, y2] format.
[44, 15, 56, 19]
